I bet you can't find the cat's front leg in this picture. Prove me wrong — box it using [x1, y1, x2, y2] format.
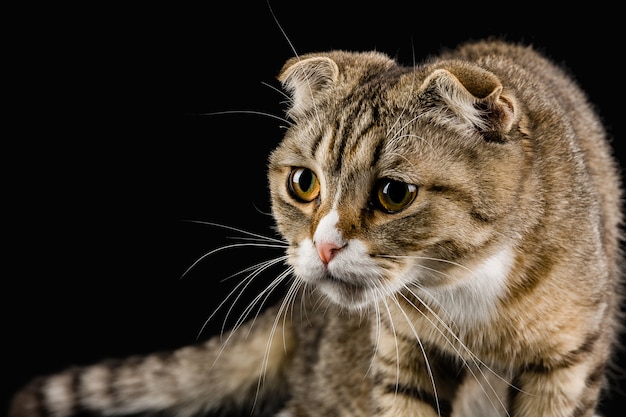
[508, 358, 605, 417]
[370, 318, 455, 417]
[372, 386, 445, 417]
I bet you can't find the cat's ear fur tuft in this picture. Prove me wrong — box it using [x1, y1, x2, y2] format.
[278, 56, 339, 120]
[421, 63, 518, 138]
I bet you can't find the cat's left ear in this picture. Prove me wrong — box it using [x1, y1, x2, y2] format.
[420, 63, 518, 138]
[277, 56, 339, 120]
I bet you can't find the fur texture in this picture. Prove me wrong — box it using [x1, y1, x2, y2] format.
[9, 39, 623, 417]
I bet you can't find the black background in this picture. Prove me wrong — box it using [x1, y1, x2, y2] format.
[5, 2, 625, 416]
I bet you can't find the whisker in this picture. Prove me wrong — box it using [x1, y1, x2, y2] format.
[392, 114, 426, 140]
[251, 201, 275, 217]
[378, 289, 401, 400]
[181, 242, 286, 280]
[198, 110, 293, 126]
[261, 80, 290, 100]
[365, 288, 382, 379]
[411, 284, 523, 402]
[380, 253, 476, 275]
[380, 252, 514, 407]
[267, 0, 298, 61]
[388, 293, 442, 417]
[283, 277, 301, 351]
[180, 221, 288, 280]
[206, 266, 292, 376]
[388, 133, 436, 153]
[266, 276, 300, 372]
[299, 284, 318, 327]
[183, 220, 288, 245]
[225, 236, 288, 246]
[410, 37, 417, 68]
[399, 287, 514, 416]
[386, 58, 419, 140]
[266, 1, 323, 131]
[394, 261, 527, 399]
[195, 256, 288, 340]
[222, 258, 289, 337]
[253, 275, 301, 411]
[234, 267, 293, 338]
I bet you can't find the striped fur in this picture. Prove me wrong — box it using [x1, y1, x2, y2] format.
[10, 40, 623, 417]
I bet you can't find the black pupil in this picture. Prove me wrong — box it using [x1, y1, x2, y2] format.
[385, 181, 406, 203]
[298, 169, 314, 192]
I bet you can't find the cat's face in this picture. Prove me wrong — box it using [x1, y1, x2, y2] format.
[268, 51, 528, 311]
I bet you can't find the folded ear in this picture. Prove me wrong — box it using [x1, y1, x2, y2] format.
[278, 51, 396, 121]
[420, 62, 517, 138]
[277, 56, 339, 120]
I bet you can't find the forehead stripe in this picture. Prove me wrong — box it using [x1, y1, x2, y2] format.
[310, 125, 326, 159]
[333, 117, 378, 173]
[371, 137, 385, 168]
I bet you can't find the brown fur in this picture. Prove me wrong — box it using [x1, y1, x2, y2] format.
[10, 39, 623, 417]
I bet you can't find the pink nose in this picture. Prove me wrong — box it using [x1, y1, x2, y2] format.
[316, 241, 344, 264]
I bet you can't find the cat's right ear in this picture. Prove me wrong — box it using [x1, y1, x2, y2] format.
[418, 64, 518, 139]
[277, 56, 339, 120]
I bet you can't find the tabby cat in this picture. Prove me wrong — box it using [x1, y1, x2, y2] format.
[9, 39, 623, 417]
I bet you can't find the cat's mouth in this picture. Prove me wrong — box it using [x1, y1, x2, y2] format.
[315, 272, 375, 308]
[321, 272, 366, 288]
[292, 238, 384, 308]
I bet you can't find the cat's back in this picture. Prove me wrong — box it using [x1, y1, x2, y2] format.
[444, 39, 622, 265]
[441, 39, 604, 123]
[440, 38, 576, 87]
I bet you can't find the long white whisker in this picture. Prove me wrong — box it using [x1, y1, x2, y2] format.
[389, 294, 442, 417]
[206, 267, 292, 376]
[378, 290, 401, 401]
[283, 275, 300, 351]
[195, 255, 288, 340]
[365, 288, 382, 378]
[263, 276, 300, 378]
[379, 253, 475, 274]
[225, 236, 288, 246]
[221, 257, 289, 336]
[399, 288, 513, 416]
[180, 221, 288, 280]
[266, 1, 323, 130]
[198, 110, 293, 126]
[386, 58, 419, 140]
[183, 220, 287, 245]
[299, 284, 309, 325]
[181, 242, 286, 279]
[262, 80, 291, 100]
[234, 268, 293, 338]
[253, 275, 300, 411]
[404, 283, 515, 388]
[267, 0, 298, 60]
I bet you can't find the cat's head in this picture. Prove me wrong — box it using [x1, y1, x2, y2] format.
[268, 50, 528, 311]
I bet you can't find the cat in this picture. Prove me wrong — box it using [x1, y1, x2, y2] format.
[9, 38, 623, 417]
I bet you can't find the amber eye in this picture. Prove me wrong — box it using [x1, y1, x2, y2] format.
[374, 179, 418, 213]
[288, 167, 320, 203]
